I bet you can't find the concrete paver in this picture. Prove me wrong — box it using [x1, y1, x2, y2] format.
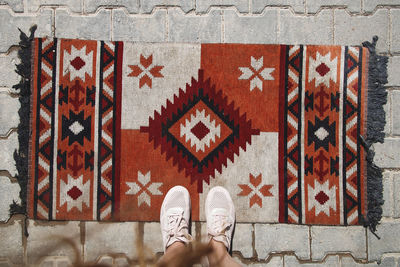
[0, 0, 23, 12]
[0, 2, 400, 266]
[367, 222, 400, 262]
[0, 131, 18, 176]
[0, 50, 20, 89]
[0, 176, 20, 222]
[27, 0, 82, 13]
[232, 223, 253, 258]
[84, 0, 139, 14]
[364, 0, 400, 13]
[27, 220, 81, 265]
[196, 0, 249, 13]
[55, 9, 111, 40]
[278, 9, 333, 45]
[306, 0, 360, 13]
[254, 224, 310, 260]
[113, 9, 166, 42]
[284, 255, 339, 266]
[382, 171, 394, 217]
[168, 8, 221, 42]
[251, 0, 304, 13]
[374, 138, 400, 168]
[0, 8, 53, 53]
[0, 219, 23, 265]
[140, 0, 194, 14]
[387, 57, 400, 87]
[392, 91, 400, 135]
[393, 172, 400, 218]
[0, 93, 19, 136]
[224, 9, 278, 43]
[84, 222, 139, 262]
[310, 226, 366, 260]
[334, 9, 389, 52]
[391, 9, 400, 53]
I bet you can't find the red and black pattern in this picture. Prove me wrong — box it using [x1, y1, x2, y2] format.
[27, 40, 375, 224]
[29, 38, 123, 220]
[280, 45, 367, 225]
[31, 38, 57, 219]
[280, 45, 304, 224]
[343, 46, 365, 225]
[97, 41, 123, 220]
[140, 70, 260, 192]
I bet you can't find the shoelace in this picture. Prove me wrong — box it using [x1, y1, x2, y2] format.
[163, 210, 191, 247]
[208, 214, 232, 241]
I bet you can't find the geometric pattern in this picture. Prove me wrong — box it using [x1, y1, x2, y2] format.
[280, 45, 367, 225]
[140, 70, 260, 192]
[29, 39, 370, 225]
[238, 56, 275, 91]
[238, 173, 273, 208]
[29, 38, 123, 220]
[125, 171, 163, 207]
[128, 54, 164, 89]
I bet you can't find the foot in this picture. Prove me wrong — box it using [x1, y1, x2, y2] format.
[205, 186, 235, 251]
[160, 185, 192, 252]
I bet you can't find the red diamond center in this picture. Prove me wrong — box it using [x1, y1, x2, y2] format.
[67, 186, 82, 200]
[70, 56, 86, 71]
[316, 63, 330, 77]
[190, 121, 210, 141]
[315, 191, 329, 205]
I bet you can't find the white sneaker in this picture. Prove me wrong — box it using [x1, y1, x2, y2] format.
[160, 185, 192, 252]
[205, 186, 235, 251]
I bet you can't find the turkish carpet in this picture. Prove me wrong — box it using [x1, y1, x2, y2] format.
[15, 28, 387, 230]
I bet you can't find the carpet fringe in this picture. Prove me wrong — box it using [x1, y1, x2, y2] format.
[9, 25, 37, 225]
[361, 36, 388, 238]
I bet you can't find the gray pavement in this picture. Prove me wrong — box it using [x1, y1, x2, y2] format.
[1, 0, 400, 266]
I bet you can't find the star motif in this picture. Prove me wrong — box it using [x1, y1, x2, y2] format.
[60, 174, 90, 212]
[180, 108, 221, 153]
[63, 45, 94, 81]
[128, 54, 164, 89]
[126, 171, 163, 207]
[238, 56, 275, 91]
[308, 52, 338, 87]
[238, 173, 273, 208]
[308, 179, 337, 216]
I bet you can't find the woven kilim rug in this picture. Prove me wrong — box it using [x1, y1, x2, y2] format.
[14, 28, 387, 230]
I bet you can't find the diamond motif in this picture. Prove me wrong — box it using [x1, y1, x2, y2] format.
[308, 180, 337, 216]
[308, 52, 338, 87]
[140, 70, 260, 192]
[70, 56, 86, 70]
[67, 186, 83, 200]
[191, 121, 210, 141]
[314, 126, 329, 141]
[69, 121, 84, 135]
[169, 104, 230, 157]
[63, 45, 94, 81]
[60, 174, 90, 212]
[316, 63, 330, 77]
[315, 190, 329, 205]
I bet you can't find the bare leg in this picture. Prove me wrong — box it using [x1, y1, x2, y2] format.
[157, 242, 186, 267]
[207, 240, 241, 267]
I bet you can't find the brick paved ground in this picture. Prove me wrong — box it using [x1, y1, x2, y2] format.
[1, 0, 400, 266]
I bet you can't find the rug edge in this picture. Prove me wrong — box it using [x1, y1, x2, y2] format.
[362, 36, 388, 235]
[9, 25, 37, 223]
